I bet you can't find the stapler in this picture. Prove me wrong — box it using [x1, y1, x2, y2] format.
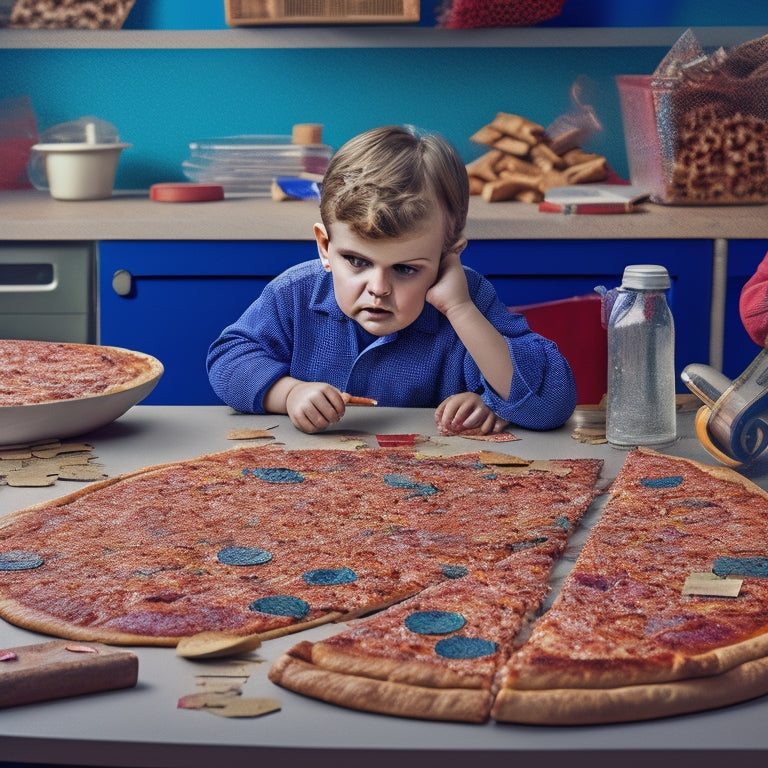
[682, 348, 768, 466]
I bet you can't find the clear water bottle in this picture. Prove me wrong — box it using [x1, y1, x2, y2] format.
[606, 264, 676, 448]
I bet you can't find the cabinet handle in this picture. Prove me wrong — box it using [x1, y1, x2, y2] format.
[112, 269, 134, 297]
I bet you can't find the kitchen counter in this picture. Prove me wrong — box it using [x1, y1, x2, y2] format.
[2, 189, 768, 241]
[3, 405, 768, 768]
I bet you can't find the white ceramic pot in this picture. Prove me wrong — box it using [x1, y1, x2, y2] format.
[32, 142, 131, 200]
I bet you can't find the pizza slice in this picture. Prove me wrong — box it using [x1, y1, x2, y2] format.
[492, 448, 768, 724]
[269, 548, 557, 723]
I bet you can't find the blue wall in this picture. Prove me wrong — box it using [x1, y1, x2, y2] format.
[2, 1, 766, 190]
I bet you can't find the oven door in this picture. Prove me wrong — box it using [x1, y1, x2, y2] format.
[0, 242, 95, 343]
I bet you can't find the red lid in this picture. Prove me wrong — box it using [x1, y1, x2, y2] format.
[149, 183, 224, 202]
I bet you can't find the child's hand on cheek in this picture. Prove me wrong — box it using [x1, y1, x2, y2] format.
[425, 241, 471, 317]
[285, 382, 346, 434]
[435, 392, 510, 436]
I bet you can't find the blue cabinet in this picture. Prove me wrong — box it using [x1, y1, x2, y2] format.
[100, 239, 713, 405]
[99, 241, 316, 405]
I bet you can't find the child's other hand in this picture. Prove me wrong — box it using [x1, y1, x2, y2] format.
[425, 240, 471, 316]
[435, 392, 509, 436]
[285, 382, 346, 433]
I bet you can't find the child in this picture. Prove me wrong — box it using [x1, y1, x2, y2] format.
[207, 125, 576, 434]
[740, 252, 768, 347]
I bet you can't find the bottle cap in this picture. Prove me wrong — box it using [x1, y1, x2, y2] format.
[621, 264, 670, 290]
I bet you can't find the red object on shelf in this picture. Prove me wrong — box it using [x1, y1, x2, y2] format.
[149, 183, 224, 203]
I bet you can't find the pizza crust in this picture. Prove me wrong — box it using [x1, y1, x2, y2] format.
[501, 631, 768, 691]
[269, 644, 493, 723]
[311, 641, 493, 690]
[491, 654, 768, 725]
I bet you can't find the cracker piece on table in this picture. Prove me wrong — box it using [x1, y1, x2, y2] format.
[57, 465, 108, 482]
[227, 429, 276, 441]
[570, 426, 607, 445]
[478, 451, 531, 466]
[5, 469, 59, 487]
[32, 443, 94, 459]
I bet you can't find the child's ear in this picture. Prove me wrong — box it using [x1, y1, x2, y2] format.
[314, 223, 332, 272]
[448, 238, 468, 258]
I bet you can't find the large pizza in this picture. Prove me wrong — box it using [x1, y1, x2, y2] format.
[2, 443, 768, 724]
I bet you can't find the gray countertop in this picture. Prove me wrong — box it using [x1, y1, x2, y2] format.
[3, 190, 768, 241]
[2, 405, 768, 768]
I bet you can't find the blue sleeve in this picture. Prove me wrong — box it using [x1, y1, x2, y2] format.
[465, 271, 577, 430]
[206, 277, 296, 413]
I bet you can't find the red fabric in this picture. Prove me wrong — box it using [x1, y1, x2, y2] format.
[509, 293, 607, 405]
[740, 252, 768, 347]
[438, 0, 566, 28]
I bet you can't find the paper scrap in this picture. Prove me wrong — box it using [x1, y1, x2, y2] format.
[478, 451, 530, 466]
[457, 432, 519, 442]
[207, 698, 281, 718]
[227, 429, 275, 441]
[682, 572, 743, 598]
[0, 439, 105, 486]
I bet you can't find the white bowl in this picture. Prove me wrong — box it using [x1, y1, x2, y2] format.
[0, 346, 162, 446]
[32, 142, 131, 200]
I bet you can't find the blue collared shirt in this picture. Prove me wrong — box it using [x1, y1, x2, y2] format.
[206, 260, 576, 429]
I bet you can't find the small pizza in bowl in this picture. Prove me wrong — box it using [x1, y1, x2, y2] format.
[0, 339, 163, 445]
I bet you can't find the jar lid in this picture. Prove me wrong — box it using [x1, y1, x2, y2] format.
[149, 183, 224, 202]
[621, 264, 670, 290]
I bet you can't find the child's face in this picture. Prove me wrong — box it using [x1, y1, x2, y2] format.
[315, 209, 445, 337]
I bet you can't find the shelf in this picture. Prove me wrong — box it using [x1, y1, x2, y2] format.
[2, 26, 766, 50]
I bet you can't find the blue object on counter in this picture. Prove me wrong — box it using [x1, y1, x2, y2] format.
[274, 176, 321, 200]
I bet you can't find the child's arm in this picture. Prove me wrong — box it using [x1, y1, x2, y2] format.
[426, 244, 513, 400]
[740, 252, 768, 347]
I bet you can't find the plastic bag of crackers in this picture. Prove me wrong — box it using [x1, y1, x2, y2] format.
[617, 29, 768, 205]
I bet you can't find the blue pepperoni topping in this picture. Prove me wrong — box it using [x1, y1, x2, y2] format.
[404, 610, 466, 635]
[217, 546, 273, 566]
[713, 557, 768, 578]
[641, 476, 683, 488]
[249, 595, 309, 618]
[0, 550, 44, 571]
[252, 468, 304, 483]
[434, 636, 498, 659]
[303, 567, 357, 586]
[383, 474, 439, 497]
[440, 564, 469, 579]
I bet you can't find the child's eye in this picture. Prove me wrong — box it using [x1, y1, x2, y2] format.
[394, 264, 418, 276]
[343, 255, 370, 269]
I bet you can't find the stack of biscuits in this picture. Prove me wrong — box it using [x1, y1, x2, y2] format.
[466, 112, 608, 202]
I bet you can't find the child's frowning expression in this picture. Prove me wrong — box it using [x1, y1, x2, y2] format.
[315, 208, 446, 337]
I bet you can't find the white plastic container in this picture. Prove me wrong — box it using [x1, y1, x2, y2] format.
[32, 141, 130, 200]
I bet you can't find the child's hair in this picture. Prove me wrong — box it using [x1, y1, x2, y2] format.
[319, 125, 469, 253]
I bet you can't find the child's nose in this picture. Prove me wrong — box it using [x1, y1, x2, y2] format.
[367, 270, 391, 297]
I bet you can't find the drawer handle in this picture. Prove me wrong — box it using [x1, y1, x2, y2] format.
[112, 269, 134, 297]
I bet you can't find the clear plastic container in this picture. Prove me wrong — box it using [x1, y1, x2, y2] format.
[606, 264, 677, 448]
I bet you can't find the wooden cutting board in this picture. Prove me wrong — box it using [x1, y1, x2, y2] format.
[0, 639, 138, 708]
